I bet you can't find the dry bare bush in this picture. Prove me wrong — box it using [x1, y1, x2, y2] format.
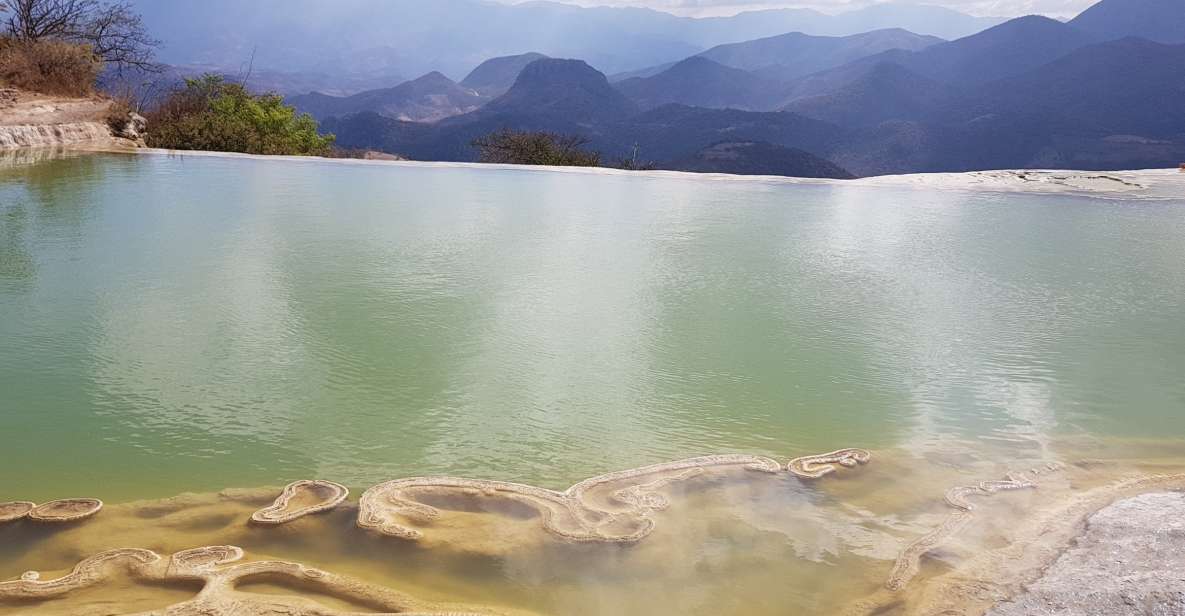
[0, 36, 101, 96]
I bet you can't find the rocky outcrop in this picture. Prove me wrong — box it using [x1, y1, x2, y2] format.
[0, 88, 143, 150]
[111, 112, 148, 143]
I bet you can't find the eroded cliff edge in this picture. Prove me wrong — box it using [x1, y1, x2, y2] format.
[0, 87, 144, 149]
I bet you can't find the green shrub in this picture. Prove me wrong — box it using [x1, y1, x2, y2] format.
[146, 75, 335, 156]
[0, 36, 102, 97]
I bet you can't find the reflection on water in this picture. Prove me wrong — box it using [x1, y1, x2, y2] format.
[1, 151, 1184, 614]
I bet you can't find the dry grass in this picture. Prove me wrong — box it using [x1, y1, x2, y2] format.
[0, 37, 103, 97]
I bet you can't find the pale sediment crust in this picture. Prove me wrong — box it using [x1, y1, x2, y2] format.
[358, 449, 871, 543]
[856, 168, 1185, 199]
[0, 122, 121, 150]
[0, 545, 533, 615]
[251, 480, 350, 525]
[0, 501, 35, 523]
[846, 473, 1185, 616]
[885, 463, 1063, 591]
[27, 498, 103, 523]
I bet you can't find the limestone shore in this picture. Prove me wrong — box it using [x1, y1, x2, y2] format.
[987, 491, 1185, 616]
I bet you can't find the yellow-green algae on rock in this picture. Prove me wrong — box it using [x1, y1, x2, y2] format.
[3, 446, 1185, 615]
[0, 502, 34, 524]
[0, 544, 536, 615]
[26, 498, 103, 523]
[252, 481, 350, 525]
[357, 450, 870, 543]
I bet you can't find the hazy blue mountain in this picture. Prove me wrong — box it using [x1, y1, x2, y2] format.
[324, 103, 847, 178]
[954, 38, 1185, 137]
[615, 57, 781, 111]
[782, 15, 1101, 104]
[1069, 0, 1185, 44]
[611, 27, 941, 111]
[669, 141, 854, 178]
[321, 60, 844, 175]
[608, 62, 678, 82]
[619, 104, 840, 162]
[699, 28, 943, 83]
[129, 0, 1000, 93]
[460, 53, 549, 96]
[783, 62, 957, 126]
[907, 15, 1102, 85]
[687, 4, 1002, 41]
[287, 72, 487, 122]
[323, 59, 643, 163]
[827, 37, 1185, 174]
[322, 28, 1185, 179]
[806, 3, 1004, 39]
[479, 58, 638, 123]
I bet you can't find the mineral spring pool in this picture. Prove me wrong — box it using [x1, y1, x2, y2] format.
[1, 149, 1184, 615]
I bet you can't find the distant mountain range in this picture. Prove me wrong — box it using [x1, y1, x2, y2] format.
[777, 14, 1099, 108]
[288, 72, 487, 122]
[302, 0, 1185, 179]
[782, 62, 957, 128]
[822, 37, 1185, 175]
[689, 28, 941, 83]
[320, 0, 1185, 179]
[297, 27, 948, 123]
[129, 0, 1003, 93]
[321, 57, 844, 174]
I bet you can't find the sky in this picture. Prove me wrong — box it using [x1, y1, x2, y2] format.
[501, 0, 1099, 18]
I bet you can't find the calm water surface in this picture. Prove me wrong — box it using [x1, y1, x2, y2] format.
[1, 150, 1183, 615]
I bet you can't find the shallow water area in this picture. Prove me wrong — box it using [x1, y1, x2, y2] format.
[2, 150, 1185, 615]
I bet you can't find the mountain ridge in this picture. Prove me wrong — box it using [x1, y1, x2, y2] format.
[461, 53, 551, 97]
[129, 0, 1003, 92]
[1069, 0, 1185, 44]
[615, 57, 782, 111]
[288, 72, 486, 123]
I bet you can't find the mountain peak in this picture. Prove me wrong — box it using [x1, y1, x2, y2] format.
[698, 27, 942, 84]
[971, 14, 1079, 39]
[616, 56, 777, 111]
[483, 58, 637, 122]
[669, 55, 730, 72]
[287, 71, 483, 123]
[513, 58, 609, 88]
[1070, 0, 1185, 44]
[460, 52, 550, 96]
[413, 71, 456, 85]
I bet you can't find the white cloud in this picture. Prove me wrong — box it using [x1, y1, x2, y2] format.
[496, 0, 1098, 18]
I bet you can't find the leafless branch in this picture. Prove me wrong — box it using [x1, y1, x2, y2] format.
[1, 0, 159, 72]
